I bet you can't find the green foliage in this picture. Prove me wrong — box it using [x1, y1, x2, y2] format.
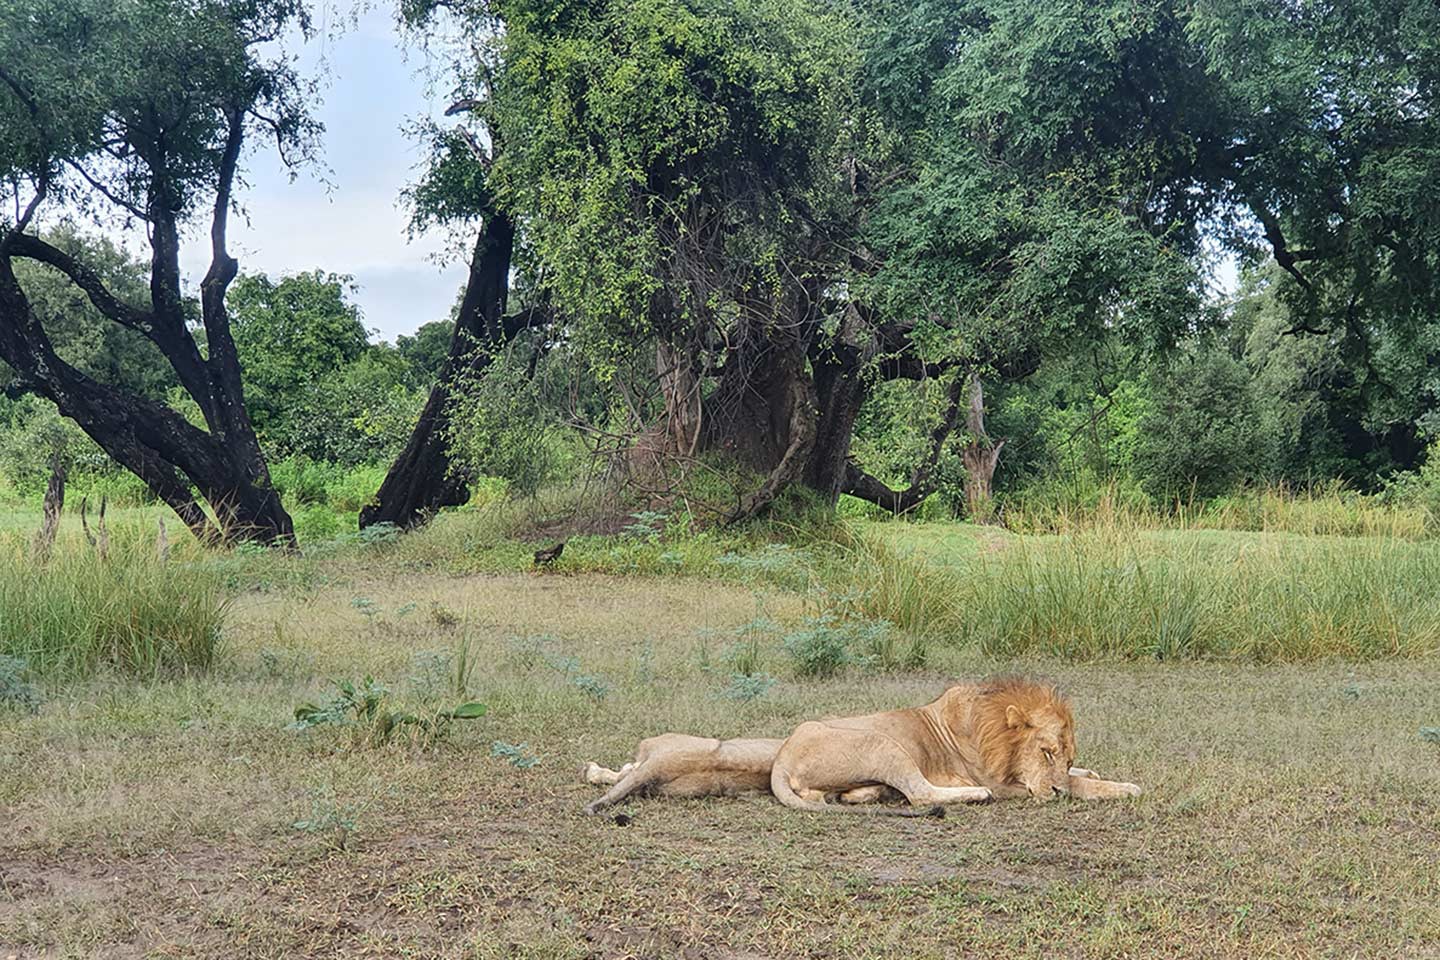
[394, 320, 454, 385]
[289, 675, 487, 748]
[1134, 346, 1261, 501]
[494, 0, 855, 365]
[718, 672, 777, 702]
[409, 637, 479, 702]
[490, 740, 541, 768]
[444, 341, 573, 496]
[1383, 442, 1440, 522]
[269, 458, 387, 518]
[291, 788, 360, 850]
[779, 608, 910, 679]
[229, 273, 368, 425]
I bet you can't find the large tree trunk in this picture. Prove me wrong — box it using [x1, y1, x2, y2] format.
[697, 306, 820, 520]
[360, 211, 517, 530]
[0, 255, 270, 546]
[804, 342, 866, 503]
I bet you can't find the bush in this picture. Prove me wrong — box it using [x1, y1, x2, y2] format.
[270, 457, 384, 516]
[325, 463, 387, 512]
[1384, 442, 1440, 522]
[781, 610, 903, 678]
[1134, 347, 1262, 501]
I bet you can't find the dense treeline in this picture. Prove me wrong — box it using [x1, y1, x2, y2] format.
[2, 0, 1438, 539]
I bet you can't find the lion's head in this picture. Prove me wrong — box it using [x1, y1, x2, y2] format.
[972, 679, 1076, 800]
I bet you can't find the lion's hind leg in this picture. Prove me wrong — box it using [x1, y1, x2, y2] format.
[580, 761, 633, 786]
[584, 762, 659, 815]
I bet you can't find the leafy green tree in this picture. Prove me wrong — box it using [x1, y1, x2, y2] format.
[273, 351, 425, 466]
[0, 0, 319, 545]
[394, 319, 453, 386]
[1135, 346, 1261, 500]
[228, 271, 370, 436]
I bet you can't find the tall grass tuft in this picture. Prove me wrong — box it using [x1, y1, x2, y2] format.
[0, 532, 228, 680]
[842, 519, 1440, 662]
[1006, 479, 1433, 540]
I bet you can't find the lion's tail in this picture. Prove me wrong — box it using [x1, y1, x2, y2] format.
[769, 761, 944, 818]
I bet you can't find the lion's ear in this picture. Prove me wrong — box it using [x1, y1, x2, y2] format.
[1005, 704, 1028, 729]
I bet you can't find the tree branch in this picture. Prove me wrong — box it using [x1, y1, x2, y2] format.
[6, 232, 155, 331]
[64, 159, 150, 219]
[1247, 197, 1315, 294]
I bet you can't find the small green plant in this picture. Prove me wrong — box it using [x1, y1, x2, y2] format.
[491, 740, 541, 768]
[570, 673, 610, 701]
[716, 544, 812, 591]
[292, 787, 359, 850]
[507, 634, 611, 697]
[343, 522, 401, 549]
[1420, 727, 1440, 747]
[782, 613, 857, 678]
[0, 655, 42, 713]
[409, 637, 478, 701]
[622, 511, 668, 543]
[719, 672, 777, 702]
[290, 676, 487, 748]
[350, 596, 380, 626]
[430, 602, 461, 628]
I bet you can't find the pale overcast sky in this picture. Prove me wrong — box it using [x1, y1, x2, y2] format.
[176, 5, 469, 343]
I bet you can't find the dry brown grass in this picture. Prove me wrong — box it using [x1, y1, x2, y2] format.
[2, 563, 1439, 958]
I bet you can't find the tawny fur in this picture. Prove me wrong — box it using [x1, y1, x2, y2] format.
[580, 734, 783, 815]
[769, 678, 1142, 815]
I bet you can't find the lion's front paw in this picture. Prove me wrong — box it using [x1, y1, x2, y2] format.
[1117, 781, 1142, 798]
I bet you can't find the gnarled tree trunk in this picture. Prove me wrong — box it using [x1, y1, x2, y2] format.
[360, 211, 518, 529]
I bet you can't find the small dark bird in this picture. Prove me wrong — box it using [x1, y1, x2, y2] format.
[533, 541, 565, 566]
[612, 813, 633, 827]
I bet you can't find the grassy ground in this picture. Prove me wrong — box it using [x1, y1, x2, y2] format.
[2, 515, 1439, 958]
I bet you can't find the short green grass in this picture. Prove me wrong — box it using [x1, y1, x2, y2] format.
[1, 510, 1438, 957]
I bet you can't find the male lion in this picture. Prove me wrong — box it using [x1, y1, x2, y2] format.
[580, 734, 783, 815]
[770, 678, 1142, 816]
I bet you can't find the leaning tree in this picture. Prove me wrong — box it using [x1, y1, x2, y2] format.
[0, 0, 319, 545]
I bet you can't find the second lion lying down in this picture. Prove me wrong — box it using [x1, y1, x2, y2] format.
[580, 678, 1141, 815]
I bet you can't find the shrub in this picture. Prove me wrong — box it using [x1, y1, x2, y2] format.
[289, 675, 487, 748]
[782, 610, 898, 678]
